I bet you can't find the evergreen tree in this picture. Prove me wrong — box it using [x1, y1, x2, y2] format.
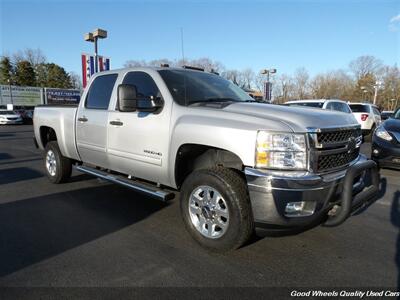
[15, 60, 36, 86]
[46, 63, 72, 88]
[0, 56, 13, 85]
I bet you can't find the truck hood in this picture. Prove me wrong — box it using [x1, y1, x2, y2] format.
[222, 102, 359, 132]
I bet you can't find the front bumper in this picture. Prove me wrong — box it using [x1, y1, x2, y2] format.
[245, 154, 379, 228]
[372, 136, 400, 169]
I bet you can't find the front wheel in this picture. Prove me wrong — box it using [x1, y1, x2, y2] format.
[44, 141, 72, 183]
[180, 167, 254, 252]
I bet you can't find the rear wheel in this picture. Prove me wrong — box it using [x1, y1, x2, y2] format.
[44, 141, 72, 183]
[180, 167, 254, 252]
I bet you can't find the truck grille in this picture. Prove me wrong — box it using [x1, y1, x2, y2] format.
[317, 148, 360, 172]
[309, 126, 361, 173]
[317, 128, 361, 145]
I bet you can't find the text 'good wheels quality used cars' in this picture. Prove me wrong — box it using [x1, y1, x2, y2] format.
[33, 66, 379, 252]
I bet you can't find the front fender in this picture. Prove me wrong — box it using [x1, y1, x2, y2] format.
[168, 114, 257, 187]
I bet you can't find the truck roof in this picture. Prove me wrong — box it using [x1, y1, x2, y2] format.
[93, 66, 211, 76]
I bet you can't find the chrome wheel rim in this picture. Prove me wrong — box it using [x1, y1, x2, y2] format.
[188, 185, 229, 239]
[46, 150, 57, 176]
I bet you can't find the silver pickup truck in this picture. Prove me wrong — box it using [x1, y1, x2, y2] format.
[33, 66, 379, 251]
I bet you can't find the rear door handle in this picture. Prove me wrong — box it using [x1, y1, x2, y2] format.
[78, 116, 88, 122]
[109, 120, 123, 126]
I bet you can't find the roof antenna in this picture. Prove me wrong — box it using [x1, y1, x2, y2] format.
[180, 27, 185, 66]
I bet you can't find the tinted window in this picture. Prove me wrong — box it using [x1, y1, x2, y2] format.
[373, 107, 380, 115]
[287, 102, 324, 108]
[333, 102, 351, 113]
[159, 70, 253, 106]
[381, 111, 393, 119]
[325, 102, 335, 110]
[86, 74, 118, 109]
[122, 71, 160, 99]
[394, 109, 400, 119]
[349, 104, 369, 113]
[342, 104, 351, 113]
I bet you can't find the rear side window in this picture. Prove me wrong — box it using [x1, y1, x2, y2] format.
[350, 104, 369, 113]
[86, 74, 118, 109]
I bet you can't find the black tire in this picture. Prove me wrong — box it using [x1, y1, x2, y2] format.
[180, 167, 254, 252]
[44, 141, 72, 183]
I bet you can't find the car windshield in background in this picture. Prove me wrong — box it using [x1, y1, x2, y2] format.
[349, 104, 369, 113]
[287, 102, 324, 108]
[394, 109, 400, 119]
[158, 69, 254, 106]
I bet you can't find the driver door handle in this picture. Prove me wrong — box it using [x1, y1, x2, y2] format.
[109, 120, 124, 126]
[78, 116, 88, 122]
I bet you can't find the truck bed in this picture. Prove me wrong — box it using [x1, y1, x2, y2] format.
[33, 106, 80, 161]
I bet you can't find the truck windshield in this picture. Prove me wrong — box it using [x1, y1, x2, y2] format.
[158, 69, 254, 106]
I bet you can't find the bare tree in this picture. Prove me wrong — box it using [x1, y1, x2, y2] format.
[273, 74, 295, 103]
[124, 60, 148, 67]
[293, 67, 310, 99]
[349, 55, 383, 80]
[379, 65, 400, 109]
[12, 48, 46, 66]
[238, 68, 254, 89]
[69, 72, 82, 90]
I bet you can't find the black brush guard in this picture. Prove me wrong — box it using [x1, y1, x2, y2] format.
[324, 160, 379, 227]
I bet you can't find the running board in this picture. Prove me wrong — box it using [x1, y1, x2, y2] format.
[75, 165, 175, 202]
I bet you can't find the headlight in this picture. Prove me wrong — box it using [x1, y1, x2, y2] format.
[375, 126, 392, 141]
[256, 131, 308, 170]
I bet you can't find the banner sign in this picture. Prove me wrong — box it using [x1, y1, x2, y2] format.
[81, 53, 111, 88]
[45, 88, 81, 105]
[263, 82, 272, 102]
[0, 85, 43, 106]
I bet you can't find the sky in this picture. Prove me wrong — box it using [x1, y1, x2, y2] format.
[1, 0, 399, 79]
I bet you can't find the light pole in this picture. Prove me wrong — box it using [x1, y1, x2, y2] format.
[261, 68, 277, 102]
[372, 81, 382, 105]
[7, 78, 13, 106]
[84, 28, 107, 73]
[360, 86, 369, 101]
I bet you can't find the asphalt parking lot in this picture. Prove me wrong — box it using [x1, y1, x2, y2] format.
[0, 125, 398, 290]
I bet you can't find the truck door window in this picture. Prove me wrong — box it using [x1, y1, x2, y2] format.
[85, 74, 118, 109]
[122, 72, 160, 100]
